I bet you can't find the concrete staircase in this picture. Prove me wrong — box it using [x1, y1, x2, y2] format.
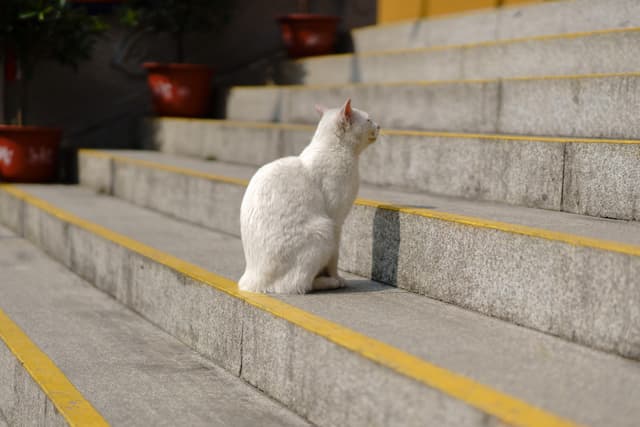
[2, 0, 640, 426]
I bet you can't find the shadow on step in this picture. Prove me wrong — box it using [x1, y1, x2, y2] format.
[330, 279, 397, 294]
[371, 207, 400, 287]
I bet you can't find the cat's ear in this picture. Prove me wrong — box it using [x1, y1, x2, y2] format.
[314, 104, 327, 116]
[339, 98, 353, 122]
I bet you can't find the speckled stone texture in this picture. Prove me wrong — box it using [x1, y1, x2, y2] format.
[229, 81, 501, 134]
[240, 307, 490, 427]
[280, 30, 640, 85]
[227, 74, 640, 139]
[339, 203, 640, 360]
[352, 0, 640, 52]
[562, 142, 640, 220]
[143, 121, 637, 220]
[0, 341, 67, 427]
[75, 152, 640, 359]
[145, 118, 312, 166]
[0, 228, 310, 427]
[0, 188, 509, 427]
[2, 186, 640, 427]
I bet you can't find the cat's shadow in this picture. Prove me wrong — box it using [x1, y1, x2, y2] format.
[315, 279, 399, 294]
[315, 204, 435, 295]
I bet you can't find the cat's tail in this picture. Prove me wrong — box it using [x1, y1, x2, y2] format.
[238, 270, 260, 293]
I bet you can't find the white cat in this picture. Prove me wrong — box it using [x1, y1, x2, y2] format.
[239, 99, 380, 294]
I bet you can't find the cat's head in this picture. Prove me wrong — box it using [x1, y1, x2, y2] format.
[315, 99, 380, 153]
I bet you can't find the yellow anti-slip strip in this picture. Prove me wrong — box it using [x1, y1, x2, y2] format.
[0, 308, 109, 426]
[233, 71, 640, 90]
[298, 27, 640, 61]
[0, 184, 579, 427]
[81, 150, 640, 258]
[159, 118, 640, 145]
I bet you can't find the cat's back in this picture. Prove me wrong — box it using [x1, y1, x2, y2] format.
[242, 156, 320, 214]
[246, 156, 305, 195]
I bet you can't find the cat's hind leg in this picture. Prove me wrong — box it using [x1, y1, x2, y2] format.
[319, 225, 346, 288]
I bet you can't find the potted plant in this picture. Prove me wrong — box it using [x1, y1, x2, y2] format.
[0, 0, 106, 182]
[120, 0, 232, 117]
[70, 1, 124, 16]
[277, 0, 339, 58]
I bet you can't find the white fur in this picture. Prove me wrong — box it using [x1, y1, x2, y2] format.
[239, 100, 380, 294]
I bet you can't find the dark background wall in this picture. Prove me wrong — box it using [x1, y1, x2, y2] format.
[2, 0, 375, 157]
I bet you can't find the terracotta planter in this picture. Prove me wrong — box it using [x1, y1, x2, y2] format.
[0, 125, 62, 183]
[277, 14, 340, 58]
[143, 63, 214, 118]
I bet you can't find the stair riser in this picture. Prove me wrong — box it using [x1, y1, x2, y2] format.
[0, 344, 66, 426]
[0, 189, 506, 427]
[353, 0, 640, 52]
[282, 30, 640, 85]
[144, 120, 311, 165]
[341, 204, 640, 360]
[147, 119, 640, 221]
[79, 153, 640, 360]
[228, 75, 640, 140]
[80, 154, 244, 235]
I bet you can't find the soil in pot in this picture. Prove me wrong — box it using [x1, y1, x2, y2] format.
[0, 125, 62, 183]
[143, 63, 214, 117]
[277, 14, 340, 58]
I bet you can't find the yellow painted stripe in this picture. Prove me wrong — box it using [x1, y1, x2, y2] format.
[0, 307, 109, 426]
[156, 118, 640, 145]
[300, 26, 640, 61]
[379, 129, 640, 145]
[0, 184, 580, 427]
[80, 150, 640, 258]
[80, 150, 249, 187]
[356, 199, 640, 257]
[231, 70, 640, 90]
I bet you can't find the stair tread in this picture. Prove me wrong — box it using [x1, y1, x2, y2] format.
[99, 149, 640, 249]
[148, 117, 640, 221]
[0, 223, 309, 427]
[352, 0, 640, 52]
[226, 71, 640, 141]
[283, 27, 640, 85]
[13, 184, 640, 427]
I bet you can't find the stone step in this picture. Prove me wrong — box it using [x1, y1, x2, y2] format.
[352, 0, 640, 52]
[2, 183, 639, 427]
[226, 72, 640, 140]
[145, 118, 640, 221]
[280, 28, 640, 85]
[77, 150, 640, 360]
[0, 224, 308, 427]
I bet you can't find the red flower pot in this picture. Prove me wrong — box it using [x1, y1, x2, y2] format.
[277, 14, 340, 58]
[143, 63, 214, 118]
[0, 125, 62, 182]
